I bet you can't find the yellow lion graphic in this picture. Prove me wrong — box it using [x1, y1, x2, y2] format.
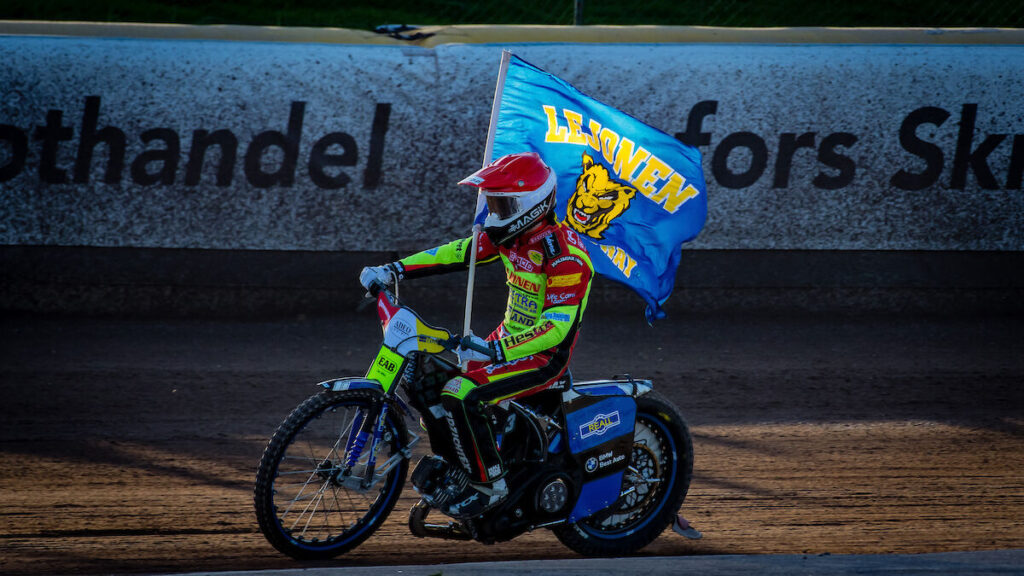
[566, 153, 637, 240]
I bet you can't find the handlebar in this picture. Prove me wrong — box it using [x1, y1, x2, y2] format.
[459, 335, 491, 354]
[367, 280, 466, 354]
[366, 278, 389, 298]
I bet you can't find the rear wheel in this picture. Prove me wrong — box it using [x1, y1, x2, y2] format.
[554, 391, 693, 556]
[254, 390, 409, 559]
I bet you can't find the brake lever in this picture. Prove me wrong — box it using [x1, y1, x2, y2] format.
[355, 295, 375, 312]
[356, 280, 388, 311]
[446, 334, 463, 352]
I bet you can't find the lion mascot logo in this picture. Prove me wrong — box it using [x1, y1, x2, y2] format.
[565, 153, 637, 240]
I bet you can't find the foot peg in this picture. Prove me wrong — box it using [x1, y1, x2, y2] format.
[411, 455, 507, 520]
[408, 499, 473, 540]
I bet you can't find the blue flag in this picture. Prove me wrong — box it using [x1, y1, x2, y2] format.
[483, 53, 707, 322]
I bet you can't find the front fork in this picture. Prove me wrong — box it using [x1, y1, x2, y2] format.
[346, 402, 389, 488]
[332, 400, 418, 492]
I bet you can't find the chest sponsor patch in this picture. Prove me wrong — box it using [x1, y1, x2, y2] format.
[546, 291, 577, 305]
[508, 251, 535, 272]
[508, 273, 541, 293]
[564, 228, 585, 250]
[528, 250, 544, 266]
[507, 292, 539, 326]
[551, 255, 584, 268]
[528, 229, 552, 244]
[510, 291, 538, 314]
[547, 273, 582, 288]
[542, 233, 562, 258]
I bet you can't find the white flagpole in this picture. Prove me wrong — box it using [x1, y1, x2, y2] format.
[481, 50, 512, 169]
[463, 50, 512, 351]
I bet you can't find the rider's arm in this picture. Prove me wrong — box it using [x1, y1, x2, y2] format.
[496, 242, 593, 362]
[396, 233, 499, 279]
[494, 310, 576, 363]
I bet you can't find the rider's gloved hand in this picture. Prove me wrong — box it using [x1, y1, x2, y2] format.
[457, 334, 501, 365]
[359, 263, 402, 291]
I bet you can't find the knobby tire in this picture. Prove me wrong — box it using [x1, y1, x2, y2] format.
[254, 389, 409, 560]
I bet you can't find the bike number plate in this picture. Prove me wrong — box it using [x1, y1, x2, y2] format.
[366, 346, 404, 393]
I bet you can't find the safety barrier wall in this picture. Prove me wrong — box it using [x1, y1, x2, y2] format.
[2, 24, 1023, 253]
[1, 24, 1022, 315]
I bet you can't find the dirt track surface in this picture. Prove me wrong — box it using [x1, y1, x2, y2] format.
[2, 302, 1023, 575]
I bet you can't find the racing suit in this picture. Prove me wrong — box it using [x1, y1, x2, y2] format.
[397, 221, 594, 483]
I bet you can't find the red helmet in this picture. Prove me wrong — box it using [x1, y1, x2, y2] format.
[459, 152, 557, 246]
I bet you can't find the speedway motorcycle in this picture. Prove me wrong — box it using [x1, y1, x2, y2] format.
[254, 281, 694, 559]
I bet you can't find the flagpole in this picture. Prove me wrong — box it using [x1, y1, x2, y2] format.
[481, 50, 512, 169]
[463, 50, 512, 353]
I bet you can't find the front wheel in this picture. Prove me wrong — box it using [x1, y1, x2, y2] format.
[254, 389, 409, 560]
[553, 390, 693, 556]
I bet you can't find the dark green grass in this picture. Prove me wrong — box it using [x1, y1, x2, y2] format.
[1, 0, 1021, 30]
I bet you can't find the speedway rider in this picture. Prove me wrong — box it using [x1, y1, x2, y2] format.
[360, 152, 594, 518]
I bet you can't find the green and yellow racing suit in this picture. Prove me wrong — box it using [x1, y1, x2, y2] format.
[396, 221, 594, 481]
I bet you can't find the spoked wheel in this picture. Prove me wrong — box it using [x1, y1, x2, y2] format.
[554, 391, 693, 556]
[254, 390, 409, 560]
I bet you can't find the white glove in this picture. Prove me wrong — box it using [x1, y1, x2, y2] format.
[359, 264, 400, 291]
[457, 334, 499, 365]
[457, 345, 491, 365]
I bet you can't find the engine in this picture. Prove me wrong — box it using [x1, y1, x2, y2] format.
[410, 454, 474, 512]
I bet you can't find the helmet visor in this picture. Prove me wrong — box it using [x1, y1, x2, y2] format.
[485, 195, 521, 220]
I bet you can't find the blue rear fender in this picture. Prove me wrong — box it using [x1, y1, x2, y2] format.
[562, 378, 654, 402]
